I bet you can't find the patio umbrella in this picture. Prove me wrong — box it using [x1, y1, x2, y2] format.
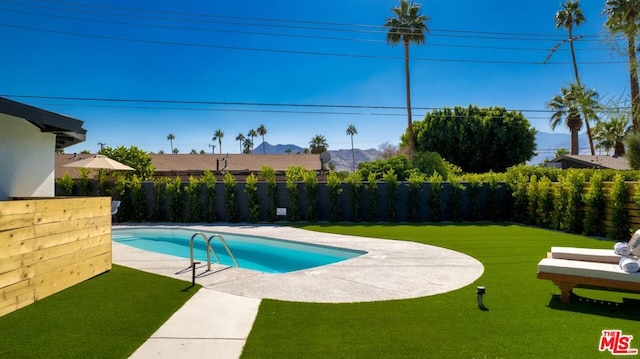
[63, 155, 134, 171]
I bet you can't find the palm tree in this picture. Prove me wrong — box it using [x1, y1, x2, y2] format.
[548, 82, 600, 155]
[346, 124, 358, 171]
[555, 1, 596, 154]
[243, 138, 253, 154]
[166, 133, 175, 154]
[603, 0, 640, 131]
[247, 129, 258, 152]
[593, 118, 629, 155]
[309, 134, 328, 154]
[212, 129, 224, 154]
[235, 133, 245, 154]
[384, 0, 429, 159]
[555, 148, 570, 157]
[257, 124, 267, 153]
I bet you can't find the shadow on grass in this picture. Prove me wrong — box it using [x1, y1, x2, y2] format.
[547, 294, 640, 320]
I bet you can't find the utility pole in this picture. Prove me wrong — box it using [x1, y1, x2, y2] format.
[97, 142, 106, 152]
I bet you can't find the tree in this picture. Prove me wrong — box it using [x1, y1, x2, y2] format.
[625, 130, 640, 168]
[257, 124, 267, 153]
[412, 106, 537, 173]
[243, 138, 253, 154]
[555, 148, 570, 157]
[378, 141, 398, 159]
[172, 148, 179, 154]
[554, 1, 596, 154]
[213, 129, 224, 154]
[99, 145, 155, 180]
[166, 133, 175, 154]
[247, 129, 257, 152]
[346, 124, 358, 171]
[594, 98, 630, 155]
[235, 133, 245, 153]
[384, 0, 429, 160]
[309, 134, 328, 154]
[603, 0, 640, 131]
[548, 82, 600, 155]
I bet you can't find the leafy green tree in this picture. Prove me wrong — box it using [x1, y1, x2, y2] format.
[309, 134, 328, 154]
[99, 146, 155, 180]
[625, 130, 640, 169]
[384, 0, 429, 159]
[554, 1, 595, 154]
[167, 133, 175, 154]
[548, 82, 600, 155]
[412, 106, 536, 173]
[257, 124, 267, 153]
[346, 124, 358, 171]
[213, 129, 224, 154]
[603, 0, 640, 130]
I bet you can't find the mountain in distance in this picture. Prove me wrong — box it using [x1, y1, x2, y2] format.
[256, 132, 593, 170]
[254, 142, 381, 171]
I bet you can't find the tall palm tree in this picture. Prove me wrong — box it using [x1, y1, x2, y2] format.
[346, 124, 358, 171]
[247, 129, 258, 152]
[212, 129, 224, 154]
[555, 1, 596, 154]
[257, 124, 267, 153]
[384, 0, 429, 160]
[593, 117, 629, 155]
[243, 138, 253, 154]
[548, 82, 600, 155]
[235, 133, 245, 154]
[166, 133, 175, 154]
[603, 0, 640, 131]
[309, 134, 328, 154]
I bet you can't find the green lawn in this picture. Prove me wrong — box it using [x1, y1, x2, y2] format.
[241, 224, 640, 359]
[0, 265, 199, 359]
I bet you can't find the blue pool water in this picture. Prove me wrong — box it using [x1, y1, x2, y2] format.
[112, 227, 366, 274]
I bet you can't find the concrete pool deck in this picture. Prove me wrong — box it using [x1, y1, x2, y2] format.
[116, 224, 484, 358]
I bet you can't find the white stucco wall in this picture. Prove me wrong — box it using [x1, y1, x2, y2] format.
[0, 114, 56, 200]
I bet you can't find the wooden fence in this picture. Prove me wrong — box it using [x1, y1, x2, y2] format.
[0, 197, 112, 317]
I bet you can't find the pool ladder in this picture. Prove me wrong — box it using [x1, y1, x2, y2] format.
[190, 232, 239, 271]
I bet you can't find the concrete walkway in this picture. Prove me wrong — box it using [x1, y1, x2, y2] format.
[115, 224, 484, 358]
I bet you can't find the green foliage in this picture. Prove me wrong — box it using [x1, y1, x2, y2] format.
[201, 170, 216, 222]
[447, 176, 465, 222]
[285, 167, 304, 222]
[129, 175, 147, 222]
[112, 175, 128, 222]
[407, 171, 425, 221]
[412, 151, 462, 179]
[77, 168, 92, 195]
[366, 172, 378, 221]
[427, 172, 443, 221]
[245, 173, 260, 223]
[510, 173, 529, 223]
[223, 172, 239, 222]
[626, 131, 640, 170]
[562, 170, 585, 234]
[327, 171, 343, 222]
[166, 176, 183, 222]
[99, 145, 155, 180]
[260, 166, 278, 222]
[303, 170, 319, 222]
[525, 175, 539, 225]
[467, 178, 481, 221]
[536, 176, 554, 228]
[56, 172, 74, 195]
[608, 173, 630, 241]
[345, 172, 362, 222]
[150, 177, 168, 221]
[486, 173, 502, 221]
[412, 106, 537, 173]
[357, 155, 414, 181]
[383, 169, 398, 222]
[185, 176, 202, 223]
[552, 177, 568, 230]
[582, 172, 606, 236]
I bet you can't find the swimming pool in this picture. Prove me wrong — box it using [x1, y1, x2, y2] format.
[112, 227, 367, 274]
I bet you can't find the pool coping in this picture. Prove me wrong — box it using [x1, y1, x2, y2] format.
[112, 223, 484, 303]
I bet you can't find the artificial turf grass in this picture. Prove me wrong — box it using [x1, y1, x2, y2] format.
[0, 264, 200, 359]
[241, 223, 640, 359]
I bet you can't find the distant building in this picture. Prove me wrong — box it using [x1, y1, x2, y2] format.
[56, 153, 323, 180]
[545, 155, 631, 170]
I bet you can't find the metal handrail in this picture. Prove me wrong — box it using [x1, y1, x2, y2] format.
[189, 232, 239, 271]
[208, 234, 239, 268]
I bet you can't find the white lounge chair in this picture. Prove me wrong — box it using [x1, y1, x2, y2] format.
[111, 200, 121, 223]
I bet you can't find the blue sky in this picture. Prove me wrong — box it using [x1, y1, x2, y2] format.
[0, 0, 631, 156]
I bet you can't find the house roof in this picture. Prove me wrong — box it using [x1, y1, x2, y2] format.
[0, 97, 86, 148]
[56, 153, 322, 178]
[548, 155, 631, 170]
